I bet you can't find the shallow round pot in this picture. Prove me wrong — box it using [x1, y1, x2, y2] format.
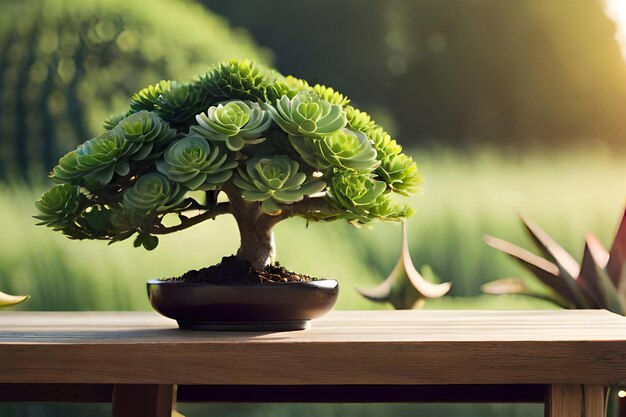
[147, 279, 339, 331]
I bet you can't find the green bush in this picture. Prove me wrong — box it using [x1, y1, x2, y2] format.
[0, 0, 270, 179]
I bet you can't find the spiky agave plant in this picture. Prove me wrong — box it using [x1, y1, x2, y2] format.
[357, 222, 451, 309]
[482, 209, 626, 315]
[35, 59, 423, 273]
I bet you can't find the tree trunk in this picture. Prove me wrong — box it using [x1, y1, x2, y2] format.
[223, 184, 276, 270]
[234, 210, 276, 270]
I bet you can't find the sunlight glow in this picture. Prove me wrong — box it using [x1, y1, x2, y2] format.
[604, 0, 626, 61]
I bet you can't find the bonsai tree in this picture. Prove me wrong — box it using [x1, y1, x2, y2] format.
[35, 59, 422, 278]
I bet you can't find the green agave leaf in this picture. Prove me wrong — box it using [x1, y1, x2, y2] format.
[607, 208, 626, 287]
[483, 234, 589, 308]
[576, 233, 615, 308]
[581, 234, 624, 314]
[481, 278, 572, 309]
[0, 291, 29, 308]
[520, 214, 581, 279]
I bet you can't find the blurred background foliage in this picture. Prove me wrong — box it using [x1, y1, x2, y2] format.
[0, 0, 269, 180]
[205, 0, 626, 149]
[1, 0, 625, 416]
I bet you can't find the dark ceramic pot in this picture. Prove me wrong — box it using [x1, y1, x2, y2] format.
[147, 279, 339, 331]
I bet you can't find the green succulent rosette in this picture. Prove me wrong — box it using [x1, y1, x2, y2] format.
[262, 92, 346, 139]
[130, 80, 175, 113]
[367, 127, 402, 160]
[102, 111, 131, 131]
[289, 128, 379, 173]
[192, 100, 271, 151]
[118, 110, 177, 148]
[377, 153, 423, 196]
[199, 59, 281, 102]
[368, 194, 415, 220]
[265, 76, 310, 102]
[345, 106, 377, 132]
[312, 84, 350, 106]
[327, 172, 410, 223]
[129, 81, 209, 127]
[34, 183, 83, 229]
[52, 130, 132, 187]
[155, 83, 211, 126]
[53, 111, 176, 187]
[233, 155, 326, 214]
[366, 127, 422, 195]
[123, 172, 183, 215]
[328, 172, 386, 218]
[156, 135, 237, 190]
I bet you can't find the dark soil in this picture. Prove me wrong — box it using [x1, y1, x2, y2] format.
[164, 255, 315, 284]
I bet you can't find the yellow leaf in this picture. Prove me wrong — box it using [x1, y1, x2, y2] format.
[0, 291, 29, 308]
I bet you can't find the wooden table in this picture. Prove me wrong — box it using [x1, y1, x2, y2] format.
[0, 310, 625, 417]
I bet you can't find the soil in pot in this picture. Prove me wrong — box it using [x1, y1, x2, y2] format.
[163, 255, 315, 284]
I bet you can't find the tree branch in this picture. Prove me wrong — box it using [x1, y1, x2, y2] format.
[267, 196, 342, 226]
[148, 202, 231, 235]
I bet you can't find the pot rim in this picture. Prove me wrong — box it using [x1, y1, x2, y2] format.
[146, 278, 338, 288]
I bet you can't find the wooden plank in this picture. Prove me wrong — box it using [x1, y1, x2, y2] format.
[583, 385, 607, 417]
[177, 384, 544, 403]
[545, 384, 583, 417]
[0, 310, 625, 347]
[1, 310, 625, 342]
[0, 341, 621, 385]
[112, 384, 175, 417]
[0, 311, 624, 385]
[0, 310, 626, 343]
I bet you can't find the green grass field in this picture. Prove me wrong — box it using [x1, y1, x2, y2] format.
[1, 148, 624, 312]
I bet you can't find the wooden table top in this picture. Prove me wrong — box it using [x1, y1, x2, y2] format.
[1, 310, 625, 385]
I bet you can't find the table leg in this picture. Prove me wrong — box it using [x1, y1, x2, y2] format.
[112, 384, 183, 417]
[545, 384, 607, 417]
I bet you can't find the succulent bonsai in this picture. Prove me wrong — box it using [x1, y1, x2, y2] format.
[482, 209, 626, 315]
[35, 59, 422, 281]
